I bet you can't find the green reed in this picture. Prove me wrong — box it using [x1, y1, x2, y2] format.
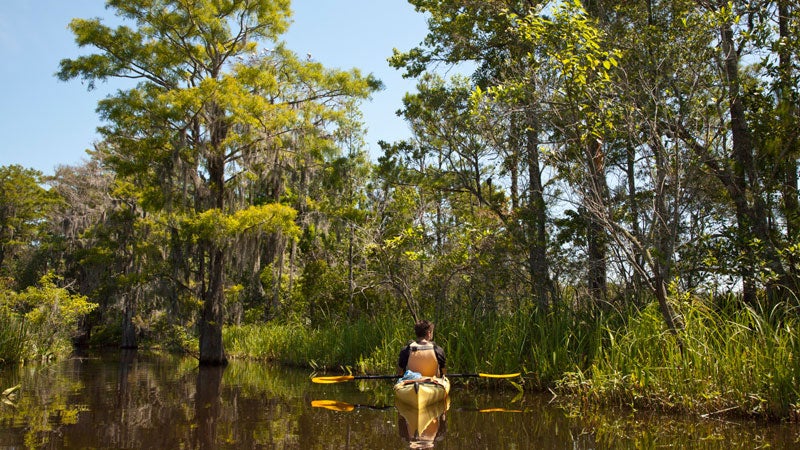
[0, 312, 26, 364]
[223, 298, 800, 419]
[433, 305, 605, 388]
[224, 306, 605, 390]
[224, 315, 407, 373]
[567, 300, 800, 419]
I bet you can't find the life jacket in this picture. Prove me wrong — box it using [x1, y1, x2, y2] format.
[406, 342, 440, 377]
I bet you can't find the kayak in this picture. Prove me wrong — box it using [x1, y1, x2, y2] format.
[393, 377, 450, 409]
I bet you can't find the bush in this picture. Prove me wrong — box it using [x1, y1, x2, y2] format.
[0, 272, 97, 361]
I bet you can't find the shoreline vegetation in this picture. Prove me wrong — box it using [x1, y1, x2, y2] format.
[219, 297, 800, 422]
[2, 289, 798, 421]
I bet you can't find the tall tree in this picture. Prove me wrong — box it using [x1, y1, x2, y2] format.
[58, 0, 376, 364]
[0, 165, 59, 283]
[391, 0, 557, 308]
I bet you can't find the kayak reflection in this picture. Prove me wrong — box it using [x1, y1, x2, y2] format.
[396, 396, 449, 449]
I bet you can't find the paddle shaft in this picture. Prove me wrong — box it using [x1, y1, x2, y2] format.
[349, 373, 517, 379]
[312, 371, 520, 383]
[346, 373, 509, 378]
[350, 374, 398, 380]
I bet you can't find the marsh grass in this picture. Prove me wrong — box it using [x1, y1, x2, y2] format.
[0, 312, 26, 364]
[225, 306, 605, 389]
[223, 298, 800, 419]
[565, 300, 800, 419]
[224, 315, 407, 373]
[437, 306, 604, 388]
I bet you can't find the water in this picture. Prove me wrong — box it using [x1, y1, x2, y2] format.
[0, 351, 798, 449]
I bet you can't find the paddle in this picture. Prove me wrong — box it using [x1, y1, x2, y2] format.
[311, 399, 521, 413]
[312, 374, 397, 384]
[311, 399, 394, 411]
[311, 372, 521, 384]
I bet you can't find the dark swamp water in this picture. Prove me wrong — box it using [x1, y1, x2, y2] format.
[0, 351, 798, 449]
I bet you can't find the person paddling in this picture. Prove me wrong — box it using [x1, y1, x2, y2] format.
[397, 320, 446, 379]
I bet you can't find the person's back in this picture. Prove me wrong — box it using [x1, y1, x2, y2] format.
[406, 341, 439, 377]
[398, 320, 446, 378]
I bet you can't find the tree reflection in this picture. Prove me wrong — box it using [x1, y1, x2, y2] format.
[193, 364, 225, 449]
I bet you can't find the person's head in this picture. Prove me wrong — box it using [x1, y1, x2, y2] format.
[414, 320, 434, 339]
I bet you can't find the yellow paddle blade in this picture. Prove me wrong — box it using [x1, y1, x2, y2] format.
[479, 408, 523, 413]
[477, 372, 521, 379]
[311, 400, 355, 412]
[311, 375, 356, 384]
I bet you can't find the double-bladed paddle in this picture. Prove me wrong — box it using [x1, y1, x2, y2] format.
[311, 372, 521, 384]
[311, 399, 522, 413]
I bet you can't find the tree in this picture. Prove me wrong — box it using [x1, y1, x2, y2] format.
[391, 0, 557, 309]
[0, 165, 59, 283]
[58, 0, 377, 364]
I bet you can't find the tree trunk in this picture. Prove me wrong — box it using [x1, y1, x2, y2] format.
[121, 290, 138, 349]
[524, 114, 554, 309]
[586, 138, 608, 304]
[199, 147, 227, 366]
[718, 11, 786, 304]
[199, 246, 227, 366]
[625, 145, 644, 305]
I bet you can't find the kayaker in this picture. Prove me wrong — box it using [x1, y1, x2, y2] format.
[397, 320, 446, 378]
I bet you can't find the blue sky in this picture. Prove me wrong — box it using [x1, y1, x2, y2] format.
[0, 1, 429, 175]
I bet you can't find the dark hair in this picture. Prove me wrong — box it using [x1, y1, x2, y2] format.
[414, 320, 434, 338]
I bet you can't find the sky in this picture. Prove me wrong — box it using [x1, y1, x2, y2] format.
[0, 1, 429, 175]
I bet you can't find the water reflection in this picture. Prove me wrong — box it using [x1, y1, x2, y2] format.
[195, 365, 225, 449]
[396, 398, 448, 448]
[0, 351, 799, 448]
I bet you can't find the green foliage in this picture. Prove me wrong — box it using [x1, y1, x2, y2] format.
[0, 273, 97, 362]
[297, 259, 349, 325]
[186, 204, 300, 246]
[0, 165, 61, 282]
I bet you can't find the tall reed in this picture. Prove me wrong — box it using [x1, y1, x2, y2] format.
[0, 312, 26, 364]
[225, 305, 605, 389]
[568, 300, 800, 419]
[437, 306, 604, 387]
[224, 315, 407, 373]
[224, 296, 800, 419]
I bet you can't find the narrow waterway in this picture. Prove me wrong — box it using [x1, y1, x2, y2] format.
[0, 351, 797, 448]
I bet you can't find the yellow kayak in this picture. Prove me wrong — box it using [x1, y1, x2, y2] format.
[393, 377, 450, 409]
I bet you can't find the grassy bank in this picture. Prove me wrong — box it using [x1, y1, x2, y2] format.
[224, 315, 408, 373]
[560, 301, 800, 420]
[224, 306, 604, 386]
[223, 299, 800, 420]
